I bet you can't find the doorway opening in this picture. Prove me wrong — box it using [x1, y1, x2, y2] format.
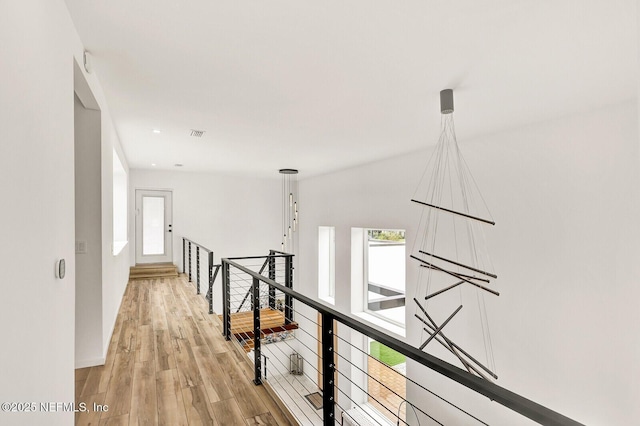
[135, 189, 173, 264]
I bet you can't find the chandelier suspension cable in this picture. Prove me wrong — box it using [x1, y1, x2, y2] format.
[445, 111, 497, 370]
[450, 114, 497, 370]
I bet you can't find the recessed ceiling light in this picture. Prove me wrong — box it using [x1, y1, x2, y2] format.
[174, 163, 183, 167]
[151, 163, 156, 166]
[152, 129, 161, 134]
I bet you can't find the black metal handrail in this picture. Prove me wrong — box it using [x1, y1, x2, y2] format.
[181, 237, 220, 314]
[222, 254, 584, 426]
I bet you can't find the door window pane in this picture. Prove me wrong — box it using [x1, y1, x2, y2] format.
[143, 196, 165, 255]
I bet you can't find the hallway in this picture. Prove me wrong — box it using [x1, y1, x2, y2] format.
[75, 275, 293, 425]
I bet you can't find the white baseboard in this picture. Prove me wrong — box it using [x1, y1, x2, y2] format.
[75, 357, 105, 369]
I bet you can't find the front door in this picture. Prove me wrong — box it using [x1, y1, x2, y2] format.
[135, 189, 173, 264]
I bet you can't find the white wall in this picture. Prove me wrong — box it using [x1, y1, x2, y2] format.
[1, 1, 79, 424]
[297, 101, 640, 425]
[100, 121, 130, 363]
[72, 24, 130, 371]
[74, 94, 103, 366]
[129, 170, 281, 312]
[74, 95, 130, 369]
[0, 2, 129, 423]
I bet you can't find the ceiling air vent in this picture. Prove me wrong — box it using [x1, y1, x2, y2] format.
[190, 129, 205, 138]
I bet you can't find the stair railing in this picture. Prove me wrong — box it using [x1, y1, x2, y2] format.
[181, 237, 220, 314]
[221, 251, 293, 345]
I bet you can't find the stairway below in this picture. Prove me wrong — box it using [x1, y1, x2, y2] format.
[129, 263, 179, 279]
[220, 308, 299, 353]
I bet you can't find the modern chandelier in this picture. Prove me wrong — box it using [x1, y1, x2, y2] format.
[410, 89, 499, 380]
[279, 168, 299, 253]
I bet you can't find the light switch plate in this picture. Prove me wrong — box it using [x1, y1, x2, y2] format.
[76, 241, 87, 254]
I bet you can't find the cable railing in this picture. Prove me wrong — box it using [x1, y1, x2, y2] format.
[222, 250, 293, 352]
[181, 237, 221, 314]
[230, 254, 288, 314]
[221, 252, 585, 426]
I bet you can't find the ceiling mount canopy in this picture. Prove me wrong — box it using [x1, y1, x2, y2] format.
[279, 168, 299, 175]
[440, 89, 454, 114]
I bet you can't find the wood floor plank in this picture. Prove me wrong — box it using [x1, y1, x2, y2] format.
[97, 338, 119, 395]
[109, 318, 124, 353]
[196, 318, 229, 354]
[181, 316, 205, 346]
[130, 360, 157, 426]
[211, 398, 247, 426]
[99, 414, 130, 426]
[154, 329, 176, 371]
[246, 412, 279, 426]
[214, 352, 267, 418]
[76, 392, 105, 426]
[81, 365, 107, 397]
[189, 298, 209, 322]
[253, 383, 296, 426]
[117, 319, 137, 354]
[162, 291, 179, 315]
[76, 366, 91, 383]
[156, 369, 189, 426]
[175, 280, 207, 318]
[101, 351, 134, 419]
[233, 350, 257, 383]
[125, 283, 141, 321]
[158, 277, 175, 296]
[138, 283, 152, 326]
[172, 285, 195, 318]
[135, 324, 155, 363]
[81, 343, 118, 399]
[151, 291, 169, 331]
[166, 308, 186, 340]
[174, 339, 203, 388]
[182, 385, 218, 425]
[192, 344, 233, 403]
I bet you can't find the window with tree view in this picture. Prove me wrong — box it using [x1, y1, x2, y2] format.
[365, 229, 406, 326]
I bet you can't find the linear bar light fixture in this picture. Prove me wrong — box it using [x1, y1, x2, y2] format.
[410, 89, 499, 380]
[279, 168, 299, 253]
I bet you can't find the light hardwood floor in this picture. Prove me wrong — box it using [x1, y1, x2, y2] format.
[75, 275, 295, 425]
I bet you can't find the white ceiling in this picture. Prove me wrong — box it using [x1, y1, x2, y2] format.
[64, 0, 637, 178]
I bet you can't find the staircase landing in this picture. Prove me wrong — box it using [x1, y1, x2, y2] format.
[129, 262, 178, 279]
[220, 308, 299, 352]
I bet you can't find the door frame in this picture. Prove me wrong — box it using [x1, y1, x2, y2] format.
[135, 189, 173, 264]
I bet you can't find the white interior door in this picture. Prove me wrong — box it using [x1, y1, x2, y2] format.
[135, 189, 173, 264]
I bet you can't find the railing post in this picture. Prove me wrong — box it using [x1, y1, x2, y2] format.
[196, 246, 201, 294]
[321, 312, 335, 425]
[182, 238, 186, 274]
[252, 276, 262, 385]
[222, 261, 230, 339]
[188, 242, 192, 282]
[268, 251, 276, 309]
[208, 252, 214, 314]
[284, 254, 293, 325]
